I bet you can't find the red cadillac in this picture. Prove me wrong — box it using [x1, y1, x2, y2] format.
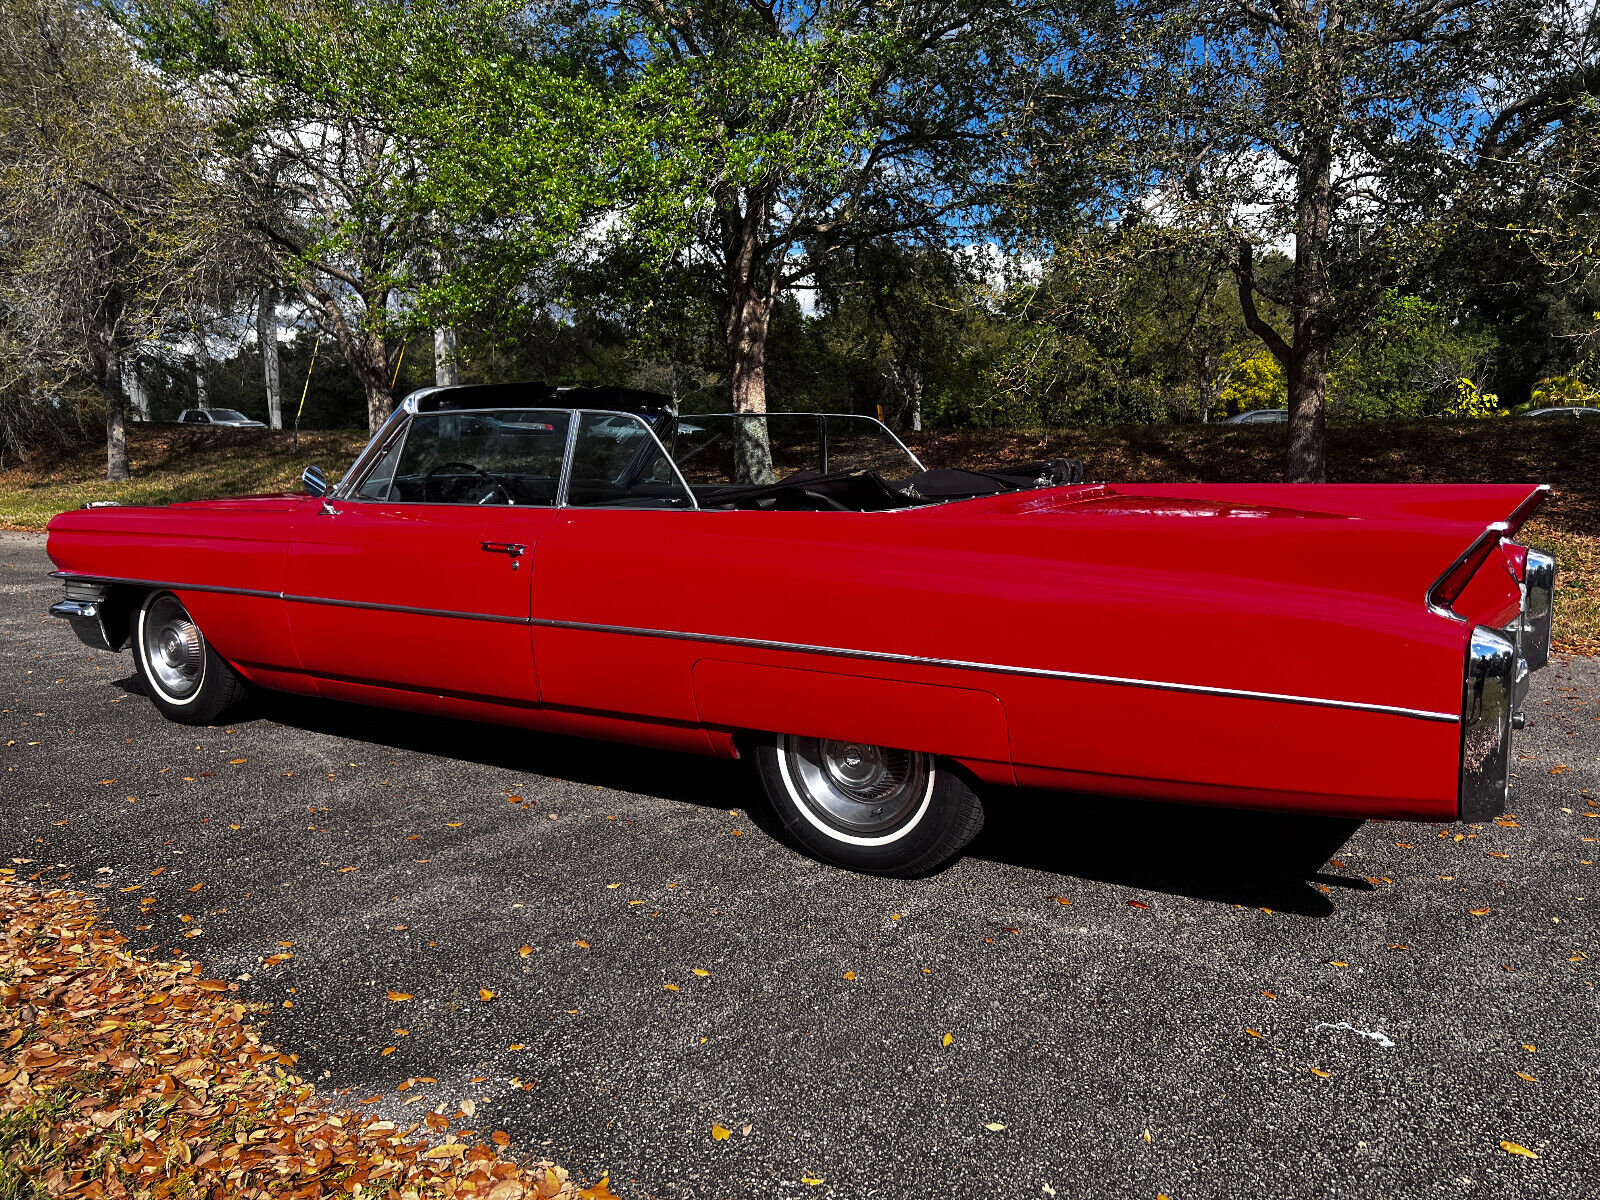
[46, 383, 1555, 875]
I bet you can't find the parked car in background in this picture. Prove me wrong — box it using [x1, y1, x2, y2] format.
[1523, 406, 1599, 419]
[48, 381, 1556, 876]
[1220, 409, 1289, 425]
[177, 409, 267, 428]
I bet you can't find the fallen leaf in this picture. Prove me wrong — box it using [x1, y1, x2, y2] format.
[1246, 1029, 1263, 1038]
[663, 983, 679, 992]
[1046, 896, 1071, 905]
[387, 991, 413, 1002]
[492, 1130, 512, 1147]
[229, 758, 247, 765]
[509, 1043, 526, 1050]
[842, 971, 856, 980]
[942, 1033, 954, 1047]
[984, 1122, 1006, 1131]
[1523, 1043, 1537, 1052]
[712, 1124, 731, 1141]
[1327, 961, 1349, 968]
[800, 1178, 824, 1187]
[693, 968, 710, 977]
[1309, 1067, 1331, 1078]
[478, 989, 496, 1002]
[1127, 899, 1150, 908]
[573, 941, 589, 950]
[423, 1143, 467, 1159]
[521, 945, 536, 956]
[381, 1047, 396, 1056]
[188, 882, 204, 892]
[1469, 908, 1492, 916]
[149, 867, 165, 876]
[1500, 1141, 1539, 1159]
[1515, 1071, 1537, 1083]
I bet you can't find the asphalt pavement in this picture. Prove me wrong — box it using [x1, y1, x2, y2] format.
[3, 530, 1598, 1199]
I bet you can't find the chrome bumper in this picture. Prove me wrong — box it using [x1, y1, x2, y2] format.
[1459, 627, 1516, 820]
[1458, 548, 1556, 820]
[1521, 550, 1555, 671]
[47, 581, 121, 652]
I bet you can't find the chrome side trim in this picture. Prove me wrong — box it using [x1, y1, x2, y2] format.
[1426, 522, 1509, 622]
[50, 572, 532, 626]
[1459, 626, 1516, 820]
[51, 570, 1459, 721]
[1522, 549, 1556, 670]
[51, 572, 280, 601]
[282, 593, 527, 625]
[528, 617, 1460, 723]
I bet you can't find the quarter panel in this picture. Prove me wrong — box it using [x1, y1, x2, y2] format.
[692, 659, 1013, 777]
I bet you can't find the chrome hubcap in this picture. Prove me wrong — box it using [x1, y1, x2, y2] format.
[143, 596, 203, 699]
[784, 735, 929, 836]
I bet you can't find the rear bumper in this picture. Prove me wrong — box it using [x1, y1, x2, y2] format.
[1459, 627, 1516, 821]
[1457, 547, 1556, 820]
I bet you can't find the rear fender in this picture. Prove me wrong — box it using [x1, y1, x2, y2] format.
[691, 659, 1015, 783]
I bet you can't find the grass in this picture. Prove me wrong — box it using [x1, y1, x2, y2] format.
[2, 418, 1594, 651]
[0, 426, 368, 531]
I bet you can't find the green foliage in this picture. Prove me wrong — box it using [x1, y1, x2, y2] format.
[1327, 292, 1499, 418]
[1219, 351, 1286, 416]
[1530, 374, 1600, 408]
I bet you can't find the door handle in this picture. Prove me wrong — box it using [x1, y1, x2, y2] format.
[481, 541, 526, 570]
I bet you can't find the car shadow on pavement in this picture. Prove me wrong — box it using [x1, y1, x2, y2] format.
[967, 787, 1366, 917]
[120, 674, 1363, 915]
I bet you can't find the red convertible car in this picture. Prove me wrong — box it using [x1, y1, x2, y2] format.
[47, 383, 1555, 875]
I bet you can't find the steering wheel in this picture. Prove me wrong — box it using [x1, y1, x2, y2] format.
[423, 461, 513, 505]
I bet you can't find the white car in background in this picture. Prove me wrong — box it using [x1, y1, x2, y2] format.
[1220, 408, 1288, 425]
[1523, 406, 1599, 419]
[177, 409, 266, 428]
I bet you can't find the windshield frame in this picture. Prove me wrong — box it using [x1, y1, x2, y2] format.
[333, 406, 699, 509]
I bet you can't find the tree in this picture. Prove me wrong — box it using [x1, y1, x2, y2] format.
[1041, 0, 1599, 479]
[588, 0, 1040, 478]
[123, 0, 599, 432]
[0, 0, 236, 478]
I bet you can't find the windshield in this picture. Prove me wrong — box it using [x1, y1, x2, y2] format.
[210, 410, 249, 422]
[666, 413, 921, 488]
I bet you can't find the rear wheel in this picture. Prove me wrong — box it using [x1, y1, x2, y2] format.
[133, 591, 249, 725]
[753, 734, 984, 875]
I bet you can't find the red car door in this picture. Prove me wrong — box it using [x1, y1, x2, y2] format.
[285, 408, 571, 706]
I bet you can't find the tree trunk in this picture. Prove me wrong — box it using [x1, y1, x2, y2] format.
[194, 322, 210, 411]
[434, 327, 459, 386]
[1285, 132, 1335, 483]
[718, 191, 776, 484]
[726, 290, 774, 485]
[101, 344, 129, 482]
[259, 291, 282, 430]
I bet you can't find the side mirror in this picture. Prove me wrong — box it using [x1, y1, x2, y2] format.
[301, 465, 328, 496]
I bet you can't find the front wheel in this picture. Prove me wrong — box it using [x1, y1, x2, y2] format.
[753, 734, 985, 876]
[133, 591, 249, 725]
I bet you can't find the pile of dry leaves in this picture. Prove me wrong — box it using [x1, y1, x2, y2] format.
[0, 881, 614, 1199]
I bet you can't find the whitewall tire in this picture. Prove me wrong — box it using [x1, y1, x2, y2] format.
[753, 734, 985, 875]
[133, 591, 249, 725]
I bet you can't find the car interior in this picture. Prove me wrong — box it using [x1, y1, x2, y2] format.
[343, 389, 1084, 513]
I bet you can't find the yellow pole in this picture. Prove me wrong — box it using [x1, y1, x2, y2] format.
[390, 342, 406, 389]
[293, 337, 319, 453]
